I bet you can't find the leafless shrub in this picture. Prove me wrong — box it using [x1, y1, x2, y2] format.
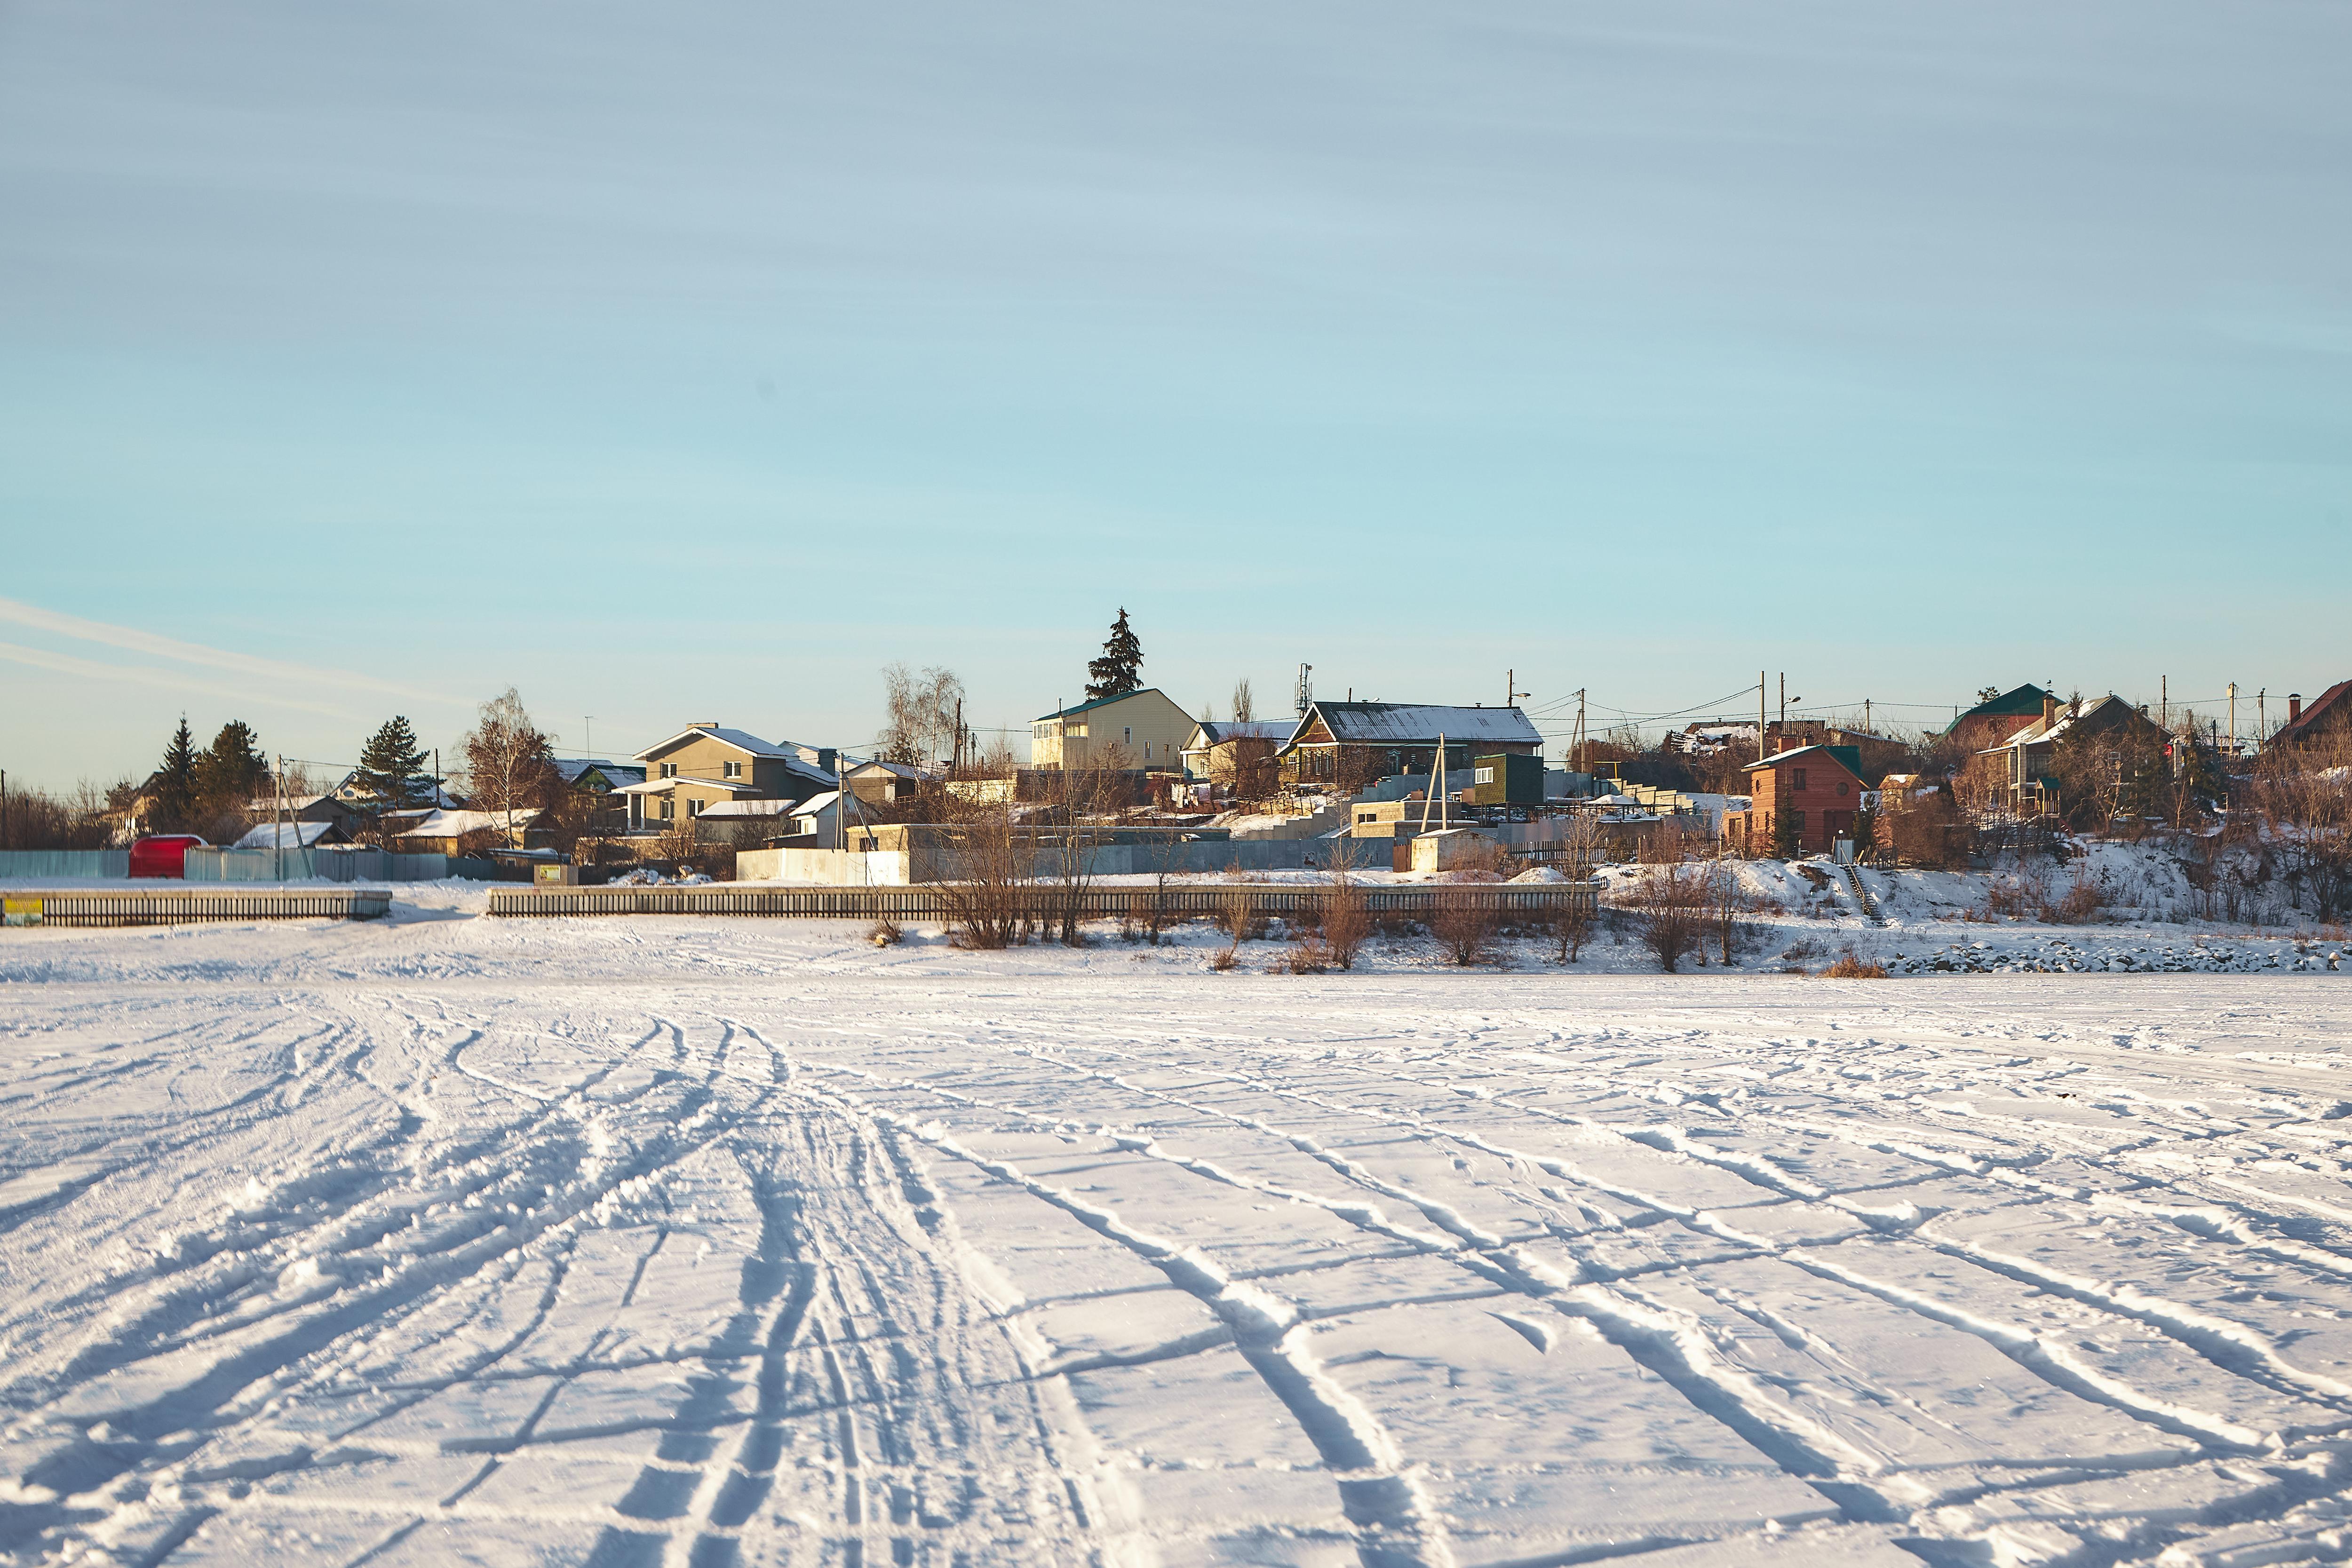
[1430, 891, 1498, 966]
[1321, 872, 1370, 971]
[869, 916, 904, 947]
[2042, 866, 2103, 924]
[1280, 934, 1333, 973]
[1820, 953, 1890, 979]
[1212, 883, 1257, 970]
[1976, 868, 2045, 921]
[1627, 863, 1708, 972]
[937, 804, 1031, 949]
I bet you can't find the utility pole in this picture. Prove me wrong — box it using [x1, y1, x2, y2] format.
[585, 716, 595, 763]
[1758, 672, 1768, 764]
[2228, 682, 2238, 756]
[2161, 676, 2167, 732]
[2258, 689, 2266, 747]
[275, 754, 287, 883]
[1778, 672, 1786, 733]
[1864, 698, 1871, 734]
[1570, 688, 1587, 774]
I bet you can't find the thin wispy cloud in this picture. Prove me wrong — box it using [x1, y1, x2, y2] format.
[0, 639, 354, 718]
[0, 597, 459, 713]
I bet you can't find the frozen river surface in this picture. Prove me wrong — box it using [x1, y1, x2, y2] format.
[4, 910, 2352, 1566]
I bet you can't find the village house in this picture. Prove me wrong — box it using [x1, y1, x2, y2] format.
[242, 792, 355, 827]
[2270, 682, 2352, 752]
[1942, 684, 2056, 754]
[616, 724, 837, 832]
[233, 819, 354, 850]
[1179, 718, 1290, 790]
[392, 807, 540, 856]
[1278, 701, 1542, 789]
[1029, 688, 1193, 771]
[1722, 745, 1867, 856]
[1977, 694, 2170, 819]
[842, 760, 930, 806]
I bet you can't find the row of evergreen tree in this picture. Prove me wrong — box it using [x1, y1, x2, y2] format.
[142, 714, 441, 834]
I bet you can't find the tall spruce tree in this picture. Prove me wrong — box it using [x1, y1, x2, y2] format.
[1084, 608, 1143, 702]
[355, 717, 430, 811]
[153, 717, 198, 830]
[194, 721, 268, 820]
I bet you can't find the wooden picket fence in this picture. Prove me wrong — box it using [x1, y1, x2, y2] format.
[1, 886, 393, 927]
[487, 881, 1599, 921]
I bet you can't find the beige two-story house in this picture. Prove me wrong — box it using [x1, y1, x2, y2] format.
[618, 724, 837, 832]
[1029, 688, 1194, 771]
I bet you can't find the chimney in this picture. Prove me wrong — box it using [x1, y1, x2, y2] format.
[2289, 693, 2304, 726]
[2041, 694, 2058, 726]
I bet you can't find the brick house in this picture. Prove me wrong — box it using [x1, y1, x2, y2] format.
[1942, 685, 2055, 754]
[1723, 745, 1867, 857]
[2271, 682, 2352, 752]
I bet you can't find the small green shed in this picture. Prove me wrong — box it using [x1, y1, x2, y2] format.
[1470, 752, 1544, 805]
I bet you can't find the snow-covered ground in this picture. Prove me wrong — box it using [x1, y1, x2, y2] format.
[4, 907, 2352, 1567]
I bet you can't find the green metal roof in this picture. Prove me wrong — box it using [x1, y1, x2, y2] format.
[1033, 686, 1170, 722]
[1943, 684, 2051, 733]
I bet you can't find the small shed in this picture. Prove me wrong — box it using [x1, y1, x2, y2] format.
[1409, 827, 1500, 874]
[1470, 753, 1544, 806]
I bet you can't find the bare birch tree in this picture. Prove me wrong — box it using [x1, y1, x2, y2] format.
[461, 688, 559, 847]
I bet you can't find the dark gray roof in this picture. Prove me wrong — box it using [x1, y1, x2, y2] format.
[1290, 702, 1542, 749]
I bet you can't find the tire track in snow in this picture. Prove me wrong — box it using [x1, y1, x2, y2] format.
[787, 1068, 1457, 1568]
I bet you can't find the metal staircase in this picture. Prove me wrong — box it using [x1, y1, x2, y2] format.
[1836, 858, 1884, 925]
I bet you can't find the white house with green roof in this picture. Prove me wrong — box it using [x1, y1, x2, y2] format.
[1029, 688, 1193, 771]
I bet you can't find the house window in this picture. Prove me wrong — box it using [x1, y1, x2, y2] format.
[659, 798, 675, 821]
[1793, 768, 1808, 790]
[661, 762, 677, 779]
[1475, 766, 1494, 784]
[688, 799, 703, 817]
[1837, 780, 1848, 796]
[723, 760, 741, 779]
[1791, 811, 1805, 836]
[1123, 727, 1132, 745]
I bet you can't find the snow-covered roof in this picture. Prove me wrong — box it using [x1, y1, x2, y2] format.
[553, 758, 647, 788]
[1977, 694, 2140, 755]
[244, 793, 341, 814]
[695, 799, 802, 820]
[393, 808, 538, 839]
[232, 820, 344, 850]
[1742, 744, 1863, 776]
[1187, 719, 1294, 747]
[612, 777, 765, 796]
[633, 725, 789, 762]
[791, 790, 844, 818]
[1288, 702, 1542, 750]
[844, 760, 929, 780]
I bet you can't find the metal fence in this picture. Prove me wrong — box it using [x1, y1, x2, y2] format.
[2, 886, 391, 926]
[0, 850, 131, 879]
[489, 881, 1600, 921]
[185, 848, 454, 883]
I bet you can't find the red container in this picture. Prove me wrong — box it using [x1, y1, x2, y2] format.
[128, 835, 207, 878]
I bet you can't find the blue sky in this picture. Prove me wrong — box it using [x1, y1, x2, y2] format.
[3, 0, 2347, 788]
